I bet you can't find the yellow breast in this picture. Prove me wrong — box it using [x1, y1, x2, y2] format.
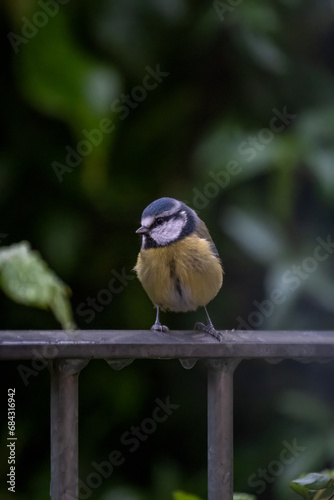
[134, 235, 223, 312]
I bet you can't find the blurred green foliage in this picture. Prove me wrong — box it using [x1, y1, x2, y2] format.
[1, 0, 334, 499]
[173, 491, 203, 500]
[290, 470, 334, 499]
[173, 492, 256, 500]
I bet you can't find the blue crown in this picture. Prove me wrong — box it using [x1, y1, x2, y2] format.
[142, 197, 178, 217]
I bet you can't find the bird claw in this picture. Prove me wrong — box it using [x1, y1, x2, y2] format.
[194, 322, 223, 342]
[151, 323, 169, 333]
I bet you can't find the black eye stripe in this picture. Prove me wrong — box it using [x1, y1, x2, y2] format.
[152, 212, 184, 228]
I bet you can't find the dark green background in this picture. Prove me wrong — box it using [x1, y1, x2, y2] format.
[1, 0, 334, 499]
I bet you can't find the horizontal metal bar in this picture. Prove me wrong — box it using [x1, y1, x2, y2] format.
[1, 330, 334, 360]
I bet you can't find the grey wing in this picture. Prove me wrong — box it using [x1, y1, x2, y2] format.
[195, 218, 220, 259]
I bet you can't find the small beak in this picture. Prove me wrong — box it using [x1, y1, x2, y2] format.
[136, 226, 149, 235]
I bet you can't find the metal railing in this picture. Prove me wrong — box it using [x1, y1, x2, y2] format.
[1, 329, 334, 500]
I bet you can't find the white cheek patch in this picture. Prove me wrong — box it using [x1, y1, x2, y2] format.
[141, 216, 154, 228]
[151, 218, 184, 245]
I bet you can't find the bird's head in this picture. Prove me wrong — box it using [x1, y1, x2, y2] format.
[136, 197, 197, 249]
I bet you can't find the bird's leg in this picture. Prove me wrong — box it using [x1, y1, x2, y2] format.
[194, 306, 223, 342]
[151, 306, 169, 333]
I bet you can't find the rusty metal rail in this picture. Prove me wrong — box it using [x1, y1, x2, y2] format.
[1, 329, 334, 500]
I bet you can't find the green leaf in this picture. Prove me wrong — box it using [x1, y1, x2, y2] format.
[314, 487, 334, 500]
[322, 471, 334, 479]
[293, 473, 332, 491]
[173, 492, 202, 500]
[172, 492, 256, 500]
[233, 494, 257, 500]
[0, 241, 75, 329]
[290, 473, 334, 499]
[290, 481, 313, 499]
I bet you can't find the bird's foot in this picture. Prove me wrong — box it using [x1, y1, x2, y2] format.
[151, 322, 169, 333]
[194, 322, 223, 342]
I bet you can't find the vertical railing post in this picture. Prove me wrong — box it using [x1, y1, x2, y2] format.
[207, 358, 240, 500]
[49, 359, 88, 500]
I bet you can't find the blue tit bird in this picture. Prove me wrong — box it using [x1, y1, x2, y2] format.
[134, 197, 223, 341]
